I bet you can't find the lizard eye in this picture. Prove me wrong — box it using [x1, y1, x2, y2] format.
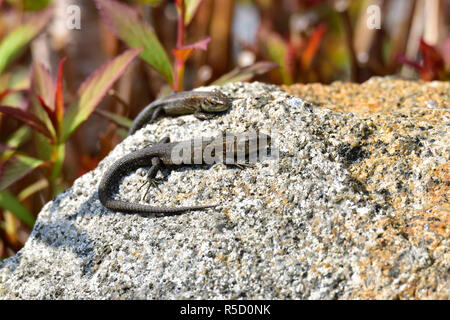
[209, 98, 223, 105]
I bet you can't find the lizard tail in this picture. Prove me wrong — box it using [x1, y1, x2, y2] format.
[128, 102, 161, 135]
[98, 198, 217, 215]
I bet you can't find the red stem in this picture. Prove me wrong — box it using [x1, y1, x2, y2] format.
[176, 0, 185, 48]
[174, 0, 186, 91]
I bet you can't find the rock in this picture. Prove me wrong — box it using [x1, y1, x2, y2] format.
[0, 79, 448, 299]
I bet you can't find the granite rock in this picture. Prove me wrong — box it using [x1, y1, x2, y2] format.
[0, 79, 448, 299]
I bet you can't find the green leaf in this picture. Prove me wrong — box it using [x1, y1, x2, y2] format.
[1, 126, 31, 161]
[94, 108, 132, 128]
[0, 191, 35, 227]
[136, 0, 162, 6]
[0, 154, 45, 192]
[0, 7, 53, 75]
[61, 48, 141, 142]
[185, 0, 203, 25]
[33, 131, 52, 162]
[96, 0, 173, 84]
[6, 126, 31, 149]
[22, 0, 52, 11]
[260, 31, 292, 84]
[0, 89, 16, 101]
[0, 67, 29, 106]
[212, 61, 278, 85]
[117, 128, 128, 139]
[17, 178, 48, 201]
[6, 66, 30, 90]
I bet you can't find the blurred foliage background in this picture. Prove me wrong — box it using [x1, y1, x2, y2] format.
[0, 0, 449, 258]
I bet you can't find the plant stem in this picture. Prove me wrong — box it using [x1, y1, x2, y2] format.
[49, 143, 65, 197]
[174, 0, 186, 91]
[339, 9, 359, 82]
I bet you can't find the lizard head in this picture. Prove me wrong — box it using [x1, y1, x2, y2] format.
[199, 92, 232, 112]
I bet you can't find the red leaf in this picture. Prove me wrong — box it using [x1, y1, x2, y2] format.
[301, 23, 327, 70]
[37, 95, 58, 132]
[29, 61, 58, 139]
[397, 39, 445, 81]
[55, 57, 66, 129]
[172, 48, 194, 63]
[173, 37, 211, 63]
[181, 37, 211, 51]
[0, 106, 53, 140]
[419, 39, 445, 81]
[175, 0, 183, 8]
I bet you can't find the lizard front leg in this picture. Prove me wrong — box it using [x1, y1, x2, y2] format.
[193, 111, 217, 120]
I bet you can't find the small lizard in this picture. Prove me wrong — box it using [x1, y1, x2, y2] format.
[128, 91, 232, 135]
[98, 132, 271, 214]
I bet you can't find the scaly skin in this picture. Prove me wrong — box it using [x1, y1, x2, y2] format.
[98, 132, 271, 214]
[128, 91, 231, 135]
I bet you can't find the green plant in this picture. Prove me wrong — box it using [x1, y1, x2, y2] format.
[96, 0, 213, 91]
[0, 49, 141, 227]
[0, 7, 53, 75]
[0, 5, 55, 255]
[95, 0, 275, 92]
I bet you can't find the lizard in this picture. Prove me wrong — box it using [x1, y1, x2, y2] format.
[128, 91, 232, 135]
[98, 132, 271, 214]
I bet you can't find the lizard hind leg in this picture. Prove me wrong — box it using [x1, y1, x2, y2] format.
[142, 156, 164, 200]
[139, 136, 170, 200]
[143, 177, 164, 200]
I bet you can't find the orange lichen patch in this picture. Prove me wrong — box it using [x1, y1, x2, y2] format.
[285, 78, 448, 216]
[350, 162, 448, 299]
[347, 144, 448, 299]
[286, 78, 449, 213]
[285, 78, 449, 299]
[425, 162, 450, 205]
[353, 210, 449, 299]
[406, 162, 450, 250]
[283, 78, 449, 123]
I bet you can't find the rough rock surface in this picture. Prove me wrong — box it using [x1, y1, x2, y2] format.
[0, 79, 448, 299]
